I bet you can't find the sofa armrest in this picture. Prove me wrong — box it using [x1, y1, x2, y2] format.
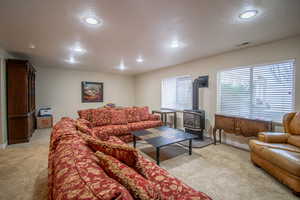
[149, 114, 160, 121]
[258, 132, 288, 143]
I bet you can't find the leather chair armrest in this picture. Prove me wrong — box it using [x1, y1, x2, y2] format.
[258, 132, 288, 143]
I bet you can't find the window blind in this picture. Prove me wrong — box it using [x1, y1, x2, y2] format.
[161, 76, 192, 110]
[217, 60, 295, 122]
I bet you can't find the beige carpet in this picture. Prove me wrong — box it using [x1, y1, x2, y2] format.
[0, 129, 297, 200]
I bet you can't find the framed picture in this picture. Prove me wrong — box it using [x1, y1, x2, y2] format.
[81, 81, 103, 103]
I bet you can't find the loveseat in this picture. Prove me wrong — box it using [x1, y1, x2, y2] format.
[48, 117, 212, 200]
[77, 106, 162, 143]
[249, 112, 300, 195]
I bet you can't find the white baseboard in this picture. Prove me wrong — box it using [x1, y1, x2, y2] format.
[0, 142, 7, 149]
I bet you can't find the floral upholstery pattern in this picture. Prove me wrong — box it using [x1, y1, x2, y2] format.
[118, 134, 134, 143]
[149, 114, 160, 121]
[125, 107, 141, 123]
[111, 109, 128, 125]
[48, 118, 133, 200]
[95, 151, 160, 200]
[93, 125, 130, 137]
[136, 154, 212, 200]
[136, 106, 150, 121]
[127, 120, 163, 131]
[79, 132, 138, 168]
[49, 118, 211, 200]
[92, 108, 112, 127]
[77, 109, 94, 121]
[77, 118, 93, 128]
[76, 120, 93, 135]
[104, 136, 212, 200]
[77, 106, 162, 143]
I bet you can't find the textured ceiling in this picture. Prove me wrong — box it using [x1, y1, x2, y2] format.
[0, 0, 300, 75]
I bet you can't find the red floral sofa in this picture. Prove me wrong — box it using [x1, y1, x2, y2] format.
[77, 106, 163, 143]
[48, 117, 212, 200]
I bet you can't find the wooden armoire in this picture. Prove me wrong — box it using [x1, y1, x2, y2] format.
[6, 59, 36, 144]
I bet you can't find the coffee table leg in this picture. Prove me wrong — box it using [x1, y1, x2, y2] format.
[156, 147, 160, 165]
[133, 135, 136, 148]
[189, 139, 192, 155]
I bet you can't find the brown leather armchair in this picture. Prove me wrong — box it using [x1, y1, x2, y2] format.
[249, 112, 300, 195]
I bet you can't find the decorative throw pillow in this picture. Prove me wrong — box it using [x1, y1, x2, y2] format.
[137, 106, 150, 121]
[92, 108, 112, 126]
[78, 132, 139, 168]
[111, 109, 128, 125]
[76, 120, 93, 135]
[77, 118, 93, 128]
[125, 107, 141, 123]
[77, 109, 94, 121]
[95, 151, 160, 200]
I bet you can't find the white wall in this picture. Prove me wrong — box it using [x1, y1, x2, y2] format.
[135, 36, 300, 149]
[0, 48, 11, 147]
[36, 67, 136, 123]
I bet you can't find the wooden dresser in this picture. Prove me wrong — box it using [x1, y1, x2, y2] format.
[6, 59, 36, 144]
[213, 114, 273, 145]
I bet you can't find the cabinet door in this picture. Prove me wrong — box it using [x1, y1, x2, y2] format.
[215, 115, 236, 133]
[6, 60, 29, 115]
[237, 118, 272, 137]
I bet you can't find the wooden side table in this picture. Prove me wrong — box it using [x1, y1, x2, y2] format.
[152, 109, 177, 129]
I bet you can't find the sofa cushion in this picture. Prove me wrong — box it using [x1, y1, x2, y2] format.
[93, 125, 130, 137]
[79, 132, 139, 168]
[77, 108, 94, 121]
[288, 135, 300, 148]
[118, 134, 134, 143]
[249, 140, 300, 176]
[111, 109, 128, 125]
[127, 121, 162, 131]
[75, 120, 93, 135]
[95, 151, 160, 200]
[136, 106, 150, 121]
[92, 108, 112, 126]
[289, 112, 300, 135]
[77, 118, 93, 128]
[125, 107, 140, 123]
[50, 135, 134, 200]
[135, 154, 211, 200]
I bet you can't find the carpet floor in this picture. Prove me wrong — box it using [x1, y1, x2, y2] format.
[0, 129, 297, 200]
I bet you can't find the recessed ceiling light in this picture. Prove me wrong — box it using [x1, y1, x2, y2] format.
[29, 44, 35, 49]
[85, 17, 100, 25]
[65, 57, 77, 64]
[239, 10, 258, 19]
[171, 40, 180, 48]
[118, 60, 126, 70]
[71, 46, 86, 53]
[136, 56, 144, 63]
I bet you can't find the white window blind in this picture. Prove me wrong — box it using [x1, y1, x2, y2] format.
[161, 76, 192, 110]
[217, 60, 295, 123]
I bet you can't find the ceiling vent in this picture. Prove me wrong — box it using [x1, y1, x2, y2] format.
[237, 42, 250, 48]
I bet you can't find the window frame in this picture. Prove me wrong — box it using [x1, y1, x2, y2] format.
[161, 75, 193, 111]
[217, 59, 296, 122]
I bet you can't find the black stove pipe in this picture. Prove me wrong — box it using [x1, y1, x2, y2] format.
[192, 77, 201, 110]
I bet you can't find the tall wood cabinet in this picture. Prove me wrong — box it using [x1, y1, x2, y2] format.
[6, 59, 36, 144]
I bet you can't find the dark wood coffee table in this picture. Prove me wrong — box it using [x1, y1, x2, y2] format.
[132, 126, 197, 165]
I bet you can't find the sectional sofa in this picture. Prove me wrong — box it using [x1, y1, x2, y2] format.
[77, 106, 162, 143]
[48, 117, 212, 200]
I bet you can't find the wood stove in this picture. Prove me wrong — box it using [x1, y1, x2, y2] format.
[183, 110, 205, 139]
[183, 76, 207, 140]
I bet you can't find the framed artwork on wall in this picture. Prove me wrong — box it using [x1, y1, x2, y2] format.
[81, 81, 103, 103]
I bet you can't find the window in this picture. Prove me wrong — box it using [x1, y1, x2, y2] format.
[217, 60, 295, 122]
[161, 76, 192, 110]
